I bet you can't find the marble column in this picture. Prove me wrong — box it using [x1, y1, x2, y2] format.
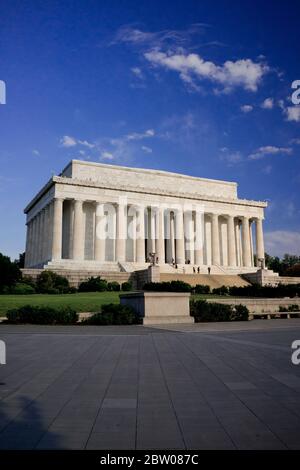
[47, 203, 54, 262]
[242, 216, 251, 267]
[256, 218, 265, 267]
[227, 215, 236, 267]
[156, 207, 165, 264]
[131, 208, 137, 262]
[165, 211, 173, 263]
[149, 208, 156, 255]
[249, 220, 254, 267]
[175, 208, 185, 264]
[194, 210, 204, 266]
[36, 212, 42, 266]
[42, 206, 49, 263]
[115, 202, 126, 262]
[24, 221, 31, 267]
[136, 205, 145, 263]
[51, 198, 63, 260]
[94, 202, 106, 262]
[31, 217, 37, 266]
[73, 200, 84, 260]
[38, 209, 45, 265]
[211, 213, 220, 265]
[184, 211, 194, 264]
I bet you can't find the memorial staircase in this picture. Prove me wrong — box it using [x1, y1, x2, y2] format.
[159, 273, 250, 288]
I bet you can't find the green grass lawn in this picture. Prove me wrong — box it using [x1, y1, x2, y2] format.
[0, 292, 121, 316]
[0, 292, 234, 316]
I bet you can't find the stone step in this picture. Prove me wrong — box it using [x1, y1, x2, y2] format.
[160, 273, 250, 288]
[143, 315, 194, 325]
[119, 262, 151, 272]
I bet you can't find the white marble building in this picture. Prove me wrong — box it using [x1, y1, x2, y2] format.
[24, 160, 267, 274]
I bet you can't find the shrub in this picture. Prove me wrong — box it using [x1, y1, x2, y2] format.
[6, 305, 78, 324]
[10, 282, 36, 295]
[0, 253, 21, 293]
[36, 271, 70, 294]
[229, 283, 300, 298]
[78, 276, 108, 292]
[22, 276, 36, 288]
[190, 300, 248, 322]
[68, 287, 77, 294]
[84, 303, 139, 325]
[288, 304, 300, 312]
[46, 287, 61, 295]
[232, 304, 249, 321]
[121, 281, 133, 291]
[107, 281, 121, 292]
[285, 263, 300, 277]
[143, 280, 191, 292]
[193, 284, 210, 294]
[212, 286, 229, 296]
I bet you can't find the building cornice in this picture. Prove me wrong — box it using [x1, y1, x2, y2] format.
[24, 173, 268, 213]
[69, 159, 238, 188]
[57, 176, 267, 208]
[24, 178, 54, 213]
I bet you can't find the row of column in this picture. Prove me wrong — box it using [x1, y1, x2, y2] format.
[25, 202, 54, 268]
[25, 198, 265, 269]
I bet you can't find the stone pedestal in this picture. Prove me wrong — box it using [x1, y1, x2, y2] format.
[120, 292, 194, 325]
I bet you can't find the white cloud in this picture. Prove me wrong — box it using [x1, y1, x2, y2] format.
[111, 24, 208, 49]
[78, 140, 95, 149]
[285, 106, 300, 122]
[59, 128, 156, 163]
[144, 50, 269, 92]
[290, 138, 300, 145]
[262, 164, 272, 175]
[101, 151, 114, 160]
[248, 145, 292, 160]
[126, 129, 155, 141]
[60, 136, 95, 149]
[286, 202, 297, 218]
[261, 97, 274, 109]
[141, 145, 152, 153]
[265, 230, 300, 257]
[241, 105, 253, 113]
[220, 150, 243, 166]
[131, 67, 144, 79]
[60, 135, 77, 147]
[32, 149, 40, 156]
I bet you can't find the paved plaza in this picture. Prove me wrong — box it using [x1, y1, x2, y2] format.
[1, 320, 300, 450]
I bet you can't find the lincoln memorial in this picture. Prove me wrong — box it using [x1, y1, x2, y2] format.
[24, 160, 267, 275]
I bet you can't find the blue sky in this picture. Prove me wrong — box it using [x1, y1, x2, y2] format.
[0, 0, 300, 259]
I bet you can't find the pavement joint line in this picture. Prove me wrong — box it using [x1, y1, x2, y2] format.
[164, 333, 237, 449]
[84, 336, 128, 449]
[175, 334, 287, 449]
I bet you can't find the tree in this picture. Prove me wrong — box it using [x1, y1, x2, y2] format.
[36, 271, 70, 294]
[285, 263, 300, 277]
[265, 253, 283, 274]
[17, 252, 25, 269]
[264, 252, 300, 275]
[0, 253, 21, 292]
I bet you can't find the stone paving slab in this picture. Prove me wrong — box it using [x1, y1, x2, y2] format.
[1, 321, 300, 449]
